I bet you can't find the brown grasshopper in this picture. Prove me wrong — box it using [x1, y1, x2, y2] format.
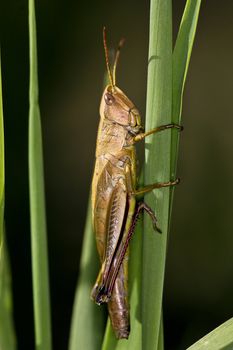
[91, 28, 182, 339]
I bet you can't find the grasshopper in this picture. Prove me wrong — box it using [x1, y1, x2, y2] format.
[91, 28, 182, 339]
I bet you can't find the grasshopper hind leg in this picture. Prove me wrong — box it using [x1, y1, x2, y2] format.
[96, 200, 162, 304]
[91, 201, 162, 306]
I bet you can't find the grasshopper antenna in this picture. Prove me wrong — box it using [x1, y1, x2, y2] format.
[113, 37, 125, 86]
[103, 27, 114, 89]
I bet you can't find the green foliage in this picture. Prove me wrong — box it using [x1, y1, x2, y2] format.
[69, 1, 202, 349]
[0, 58, 4, 249]
[28, 0, 52, 349]
[142, 1, 173, 349]
[187, 318, 233, 350]
[3, 1, 233, 349]
[142, 1, 202, 349]
[0, 57, 16, 350]
[170, 0, 202, 213]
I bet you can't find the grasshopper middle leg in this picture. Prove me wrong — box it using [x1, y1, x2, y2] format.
[131, 178, 180, 196]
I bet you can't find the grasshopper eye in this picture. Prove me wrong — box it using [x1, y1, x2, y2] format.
[104, 93, 115, 105]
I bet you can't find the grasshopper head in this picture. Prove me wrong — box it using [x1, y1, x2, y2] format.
[101, 28, 143, 135]
[100, 85, 143, 135]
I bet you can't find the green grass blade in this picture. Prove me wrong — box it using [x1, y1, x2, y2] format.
[142, 1, 172, 349]
[171, 0, 202, 180]
[142, 0, 201, 348]
[187, 318, 233, 350]
[0, 58, 4, 249]
[158, 319, 164, 350]
[68, 74, 109, 350]
[0, 233, 17, 350]
[28, 0, 52, 349]
[0, 57, 16, 350]
[68, 199, 106, 350]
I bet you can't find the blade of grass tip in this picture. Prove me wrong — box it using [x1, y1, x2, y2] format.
[68, 198, 106, 350]
[173, 0, 202, 126]
[187, 318, 233, 350]
[0, 57, 16, 350]
[142, 0, 172, 349]
[169, 0, 202, 215]
[28, 1, 52, 349]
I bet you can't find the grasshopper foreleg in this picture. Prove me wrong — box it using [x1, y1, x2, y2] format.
[133, 123, 183, 143]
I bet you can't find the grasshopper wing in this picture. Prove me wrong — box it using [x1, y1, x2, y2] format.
[91, 161, 128, 303]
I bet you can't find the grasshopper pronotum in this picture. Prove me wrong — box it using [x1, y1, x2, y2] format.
[91, 28, 182, 339]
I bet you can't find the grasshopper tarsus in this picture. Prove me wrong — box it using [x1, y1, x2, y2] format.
[92, 284, 111, 305]
[174, 177, 180, 185]
[154, 224, 162, 234]
[151, 218, 162, 234]
[170, 123, 183, 131]
[161, 123, 183, 132]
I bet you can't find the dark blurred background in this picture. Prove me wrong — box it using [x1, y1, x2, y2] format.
[1, 0, 233, 349]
